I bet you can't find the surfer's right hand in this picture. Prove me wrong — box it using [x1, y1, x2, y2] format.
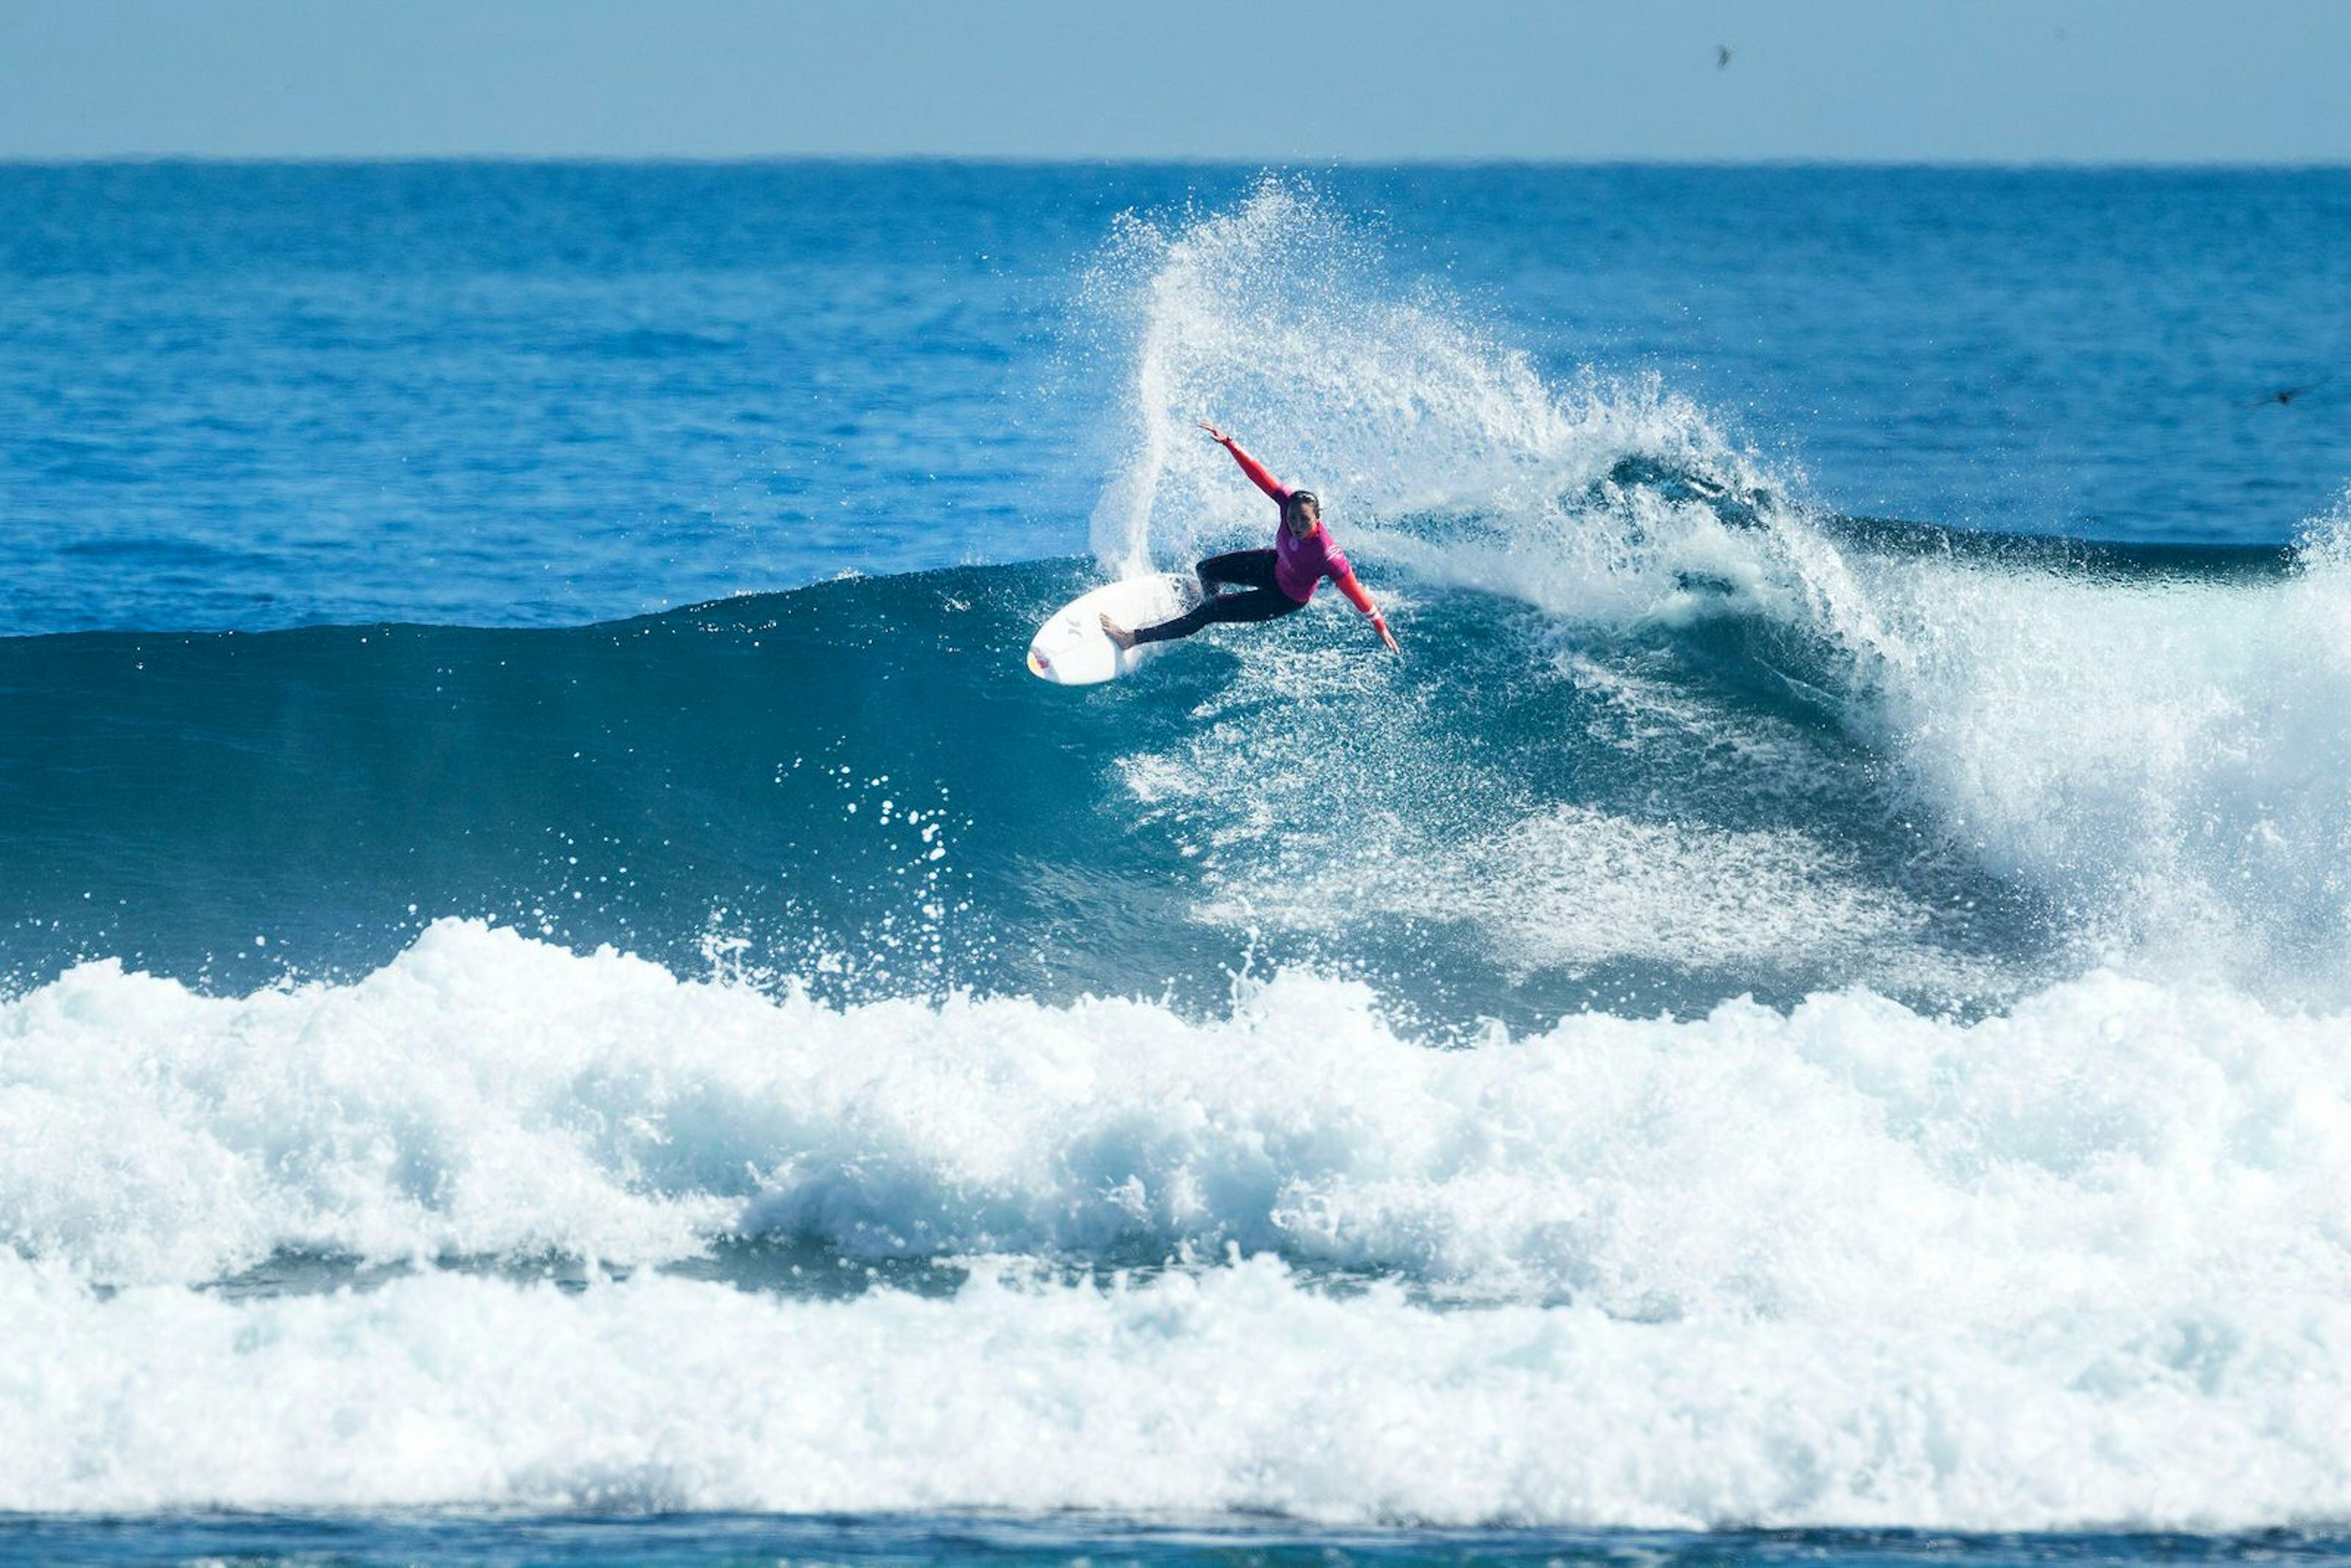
[1197, 421, 1229, 445]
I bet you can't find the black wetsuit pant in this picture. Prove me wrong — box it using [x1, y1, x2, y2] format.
[1132, 550, 1306, 645]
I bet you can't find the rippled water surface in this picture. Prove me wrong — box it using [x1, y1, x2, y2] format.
[5, 163, 2351, 1562]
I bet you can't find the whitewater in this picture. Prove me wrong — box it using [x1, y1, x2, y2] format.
[6, 167, 2351, 1549]
[9, 926, 2351, 1523]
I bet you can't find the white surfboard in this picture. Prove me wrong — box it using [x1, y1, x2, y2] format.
[1026, 572, 1204, 685]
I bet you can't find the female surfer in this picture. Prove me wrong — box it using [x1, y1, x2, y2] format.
[1102, 423, 1401, 655]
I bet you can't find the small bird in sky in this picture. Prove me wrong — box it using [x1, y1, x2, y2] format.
[1717, 43, 1734, 70]
[2251, 380, 2327, 407]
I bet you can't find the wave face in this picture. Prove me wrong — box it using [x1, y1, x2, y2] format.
[0, 552, 2042, 1020]
[8, 177, 2351, 1531]
[12, 187, 2347, 1018]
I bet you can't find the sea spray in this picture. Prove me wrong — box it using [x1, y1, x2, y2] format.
[1076, 181, 2351, 999]
[1078, 181, 1775, 596]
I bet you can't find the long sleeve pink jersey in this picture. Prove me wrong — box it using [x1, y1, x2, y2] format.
[1220, 438, 1379, 614]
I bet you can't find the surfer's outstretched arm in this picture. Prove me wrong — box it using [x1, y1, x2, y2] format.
[1333, 567, 1401, 654]
[1198, 421, 1287, 501]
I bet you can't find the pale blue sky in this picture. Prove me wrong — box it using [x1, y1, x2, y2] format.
[4, 0, 2348, 162]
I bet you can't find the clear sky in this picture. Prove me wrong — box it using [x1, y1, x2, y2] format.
[4, 0, 2349, 163]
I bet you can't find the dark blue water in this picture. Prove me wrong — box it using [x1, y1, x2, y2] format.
[6, 163, 2351, 1564]
[5, 165, 2347, 638]
[12, 1516, 2351, 1568]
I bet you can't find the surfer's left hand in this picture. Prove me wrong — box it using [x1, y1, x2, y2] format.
[1374, 617, 1400, 655]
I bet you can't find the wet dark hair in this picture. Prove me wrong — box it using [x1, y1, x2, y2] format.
[1284, 490, 1321, 520]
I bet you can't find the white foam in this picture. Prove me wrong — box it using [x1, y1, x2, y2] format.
[1827, 530, 2351, 997]
[11, 925, 2351, 1520]
[6, 921, 2351, 1318]
[9, 1252, 2351, 1526]
[1211, 805, 2002, 994]
[1116, 625, 1993, 1000]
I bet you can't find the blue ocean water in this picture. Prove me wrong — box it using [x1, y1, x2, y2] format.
[5, 163, 2351, 1566]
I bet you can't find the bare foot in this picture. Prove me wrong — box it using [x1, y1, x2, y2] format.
[1099, 613, 1138, 651]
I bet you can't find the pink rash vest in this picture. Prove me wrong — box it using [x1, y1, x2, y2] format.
[1220, 438, 1380, 615]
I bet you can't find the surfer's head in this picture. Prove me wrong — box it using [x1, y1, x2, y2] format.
[1283, 490, 1321, 536]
